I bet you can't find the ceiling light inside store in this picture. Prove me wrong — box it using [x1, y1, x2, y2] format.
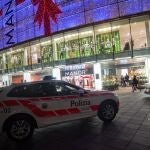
[80, 31, 93, 35]
[41, 41, 51, 45]
[98, 26, 120, 32]
[54, 37, 64, 42]
[65, 33, 78, 39]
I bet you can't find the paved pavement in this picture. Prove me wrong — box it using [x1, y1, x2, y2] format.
[0, 88, 150, 150]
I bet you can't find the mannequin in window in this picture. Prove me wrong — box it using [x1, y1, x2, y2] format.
[49, 48, 53, 61]
[60, 47, 65, 59]
[105, 38, 112, 49]
[84, 41, 90, 55]
[81, 44, 85, 56]
[112, 37, 116, 52]
[99, 40, 105, 54]
[90, 42, 95, 55]
[123, 41, 130, 51]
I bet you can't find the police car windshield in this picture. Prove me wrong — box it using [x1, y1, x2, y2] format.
[0, 87, 4, 93]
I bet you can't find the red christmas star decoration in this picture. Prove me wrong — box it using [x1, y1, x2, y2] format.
[32, 0, 62, 35]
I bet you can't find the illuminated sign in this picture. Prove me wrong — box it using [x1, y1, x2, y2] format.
[61, 64, 93, 76]
[4, 0, 15, 45]
[0, 0, 149, 50]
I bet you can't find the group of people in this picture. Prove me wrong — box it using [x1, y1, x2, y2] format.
[120, 74, 129, 87]
[120, 74, 139, 92]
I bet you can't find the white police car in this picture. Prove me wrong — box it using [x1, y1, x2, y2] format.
[0, 80, 119, 141]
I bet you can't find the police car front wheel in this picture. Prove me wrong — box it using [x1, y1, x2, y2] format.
[6, 116, 34, 141]
[98, 101, 117, 122]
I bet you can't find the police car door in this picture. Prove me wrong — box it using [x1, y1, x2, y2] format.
[55, 82, 92, 121]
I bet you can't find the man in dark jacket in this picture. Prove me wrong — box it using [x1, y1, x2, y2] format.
[132, 75, 138, 92]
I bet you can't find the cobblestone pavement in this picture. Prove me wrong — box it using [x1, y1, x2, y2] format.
[0, 89, 150, 150]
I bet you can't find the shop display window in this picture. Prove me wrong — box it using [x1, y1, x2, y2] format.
[79, 27, 95, 57]
[0, 54, 3, 70]
[5, 50, 12, 69]
[41, 39, 53, 64]
[64, 30, 80, 59]
[41, 45, 53, 63]
[53, 34, 65, 60]
[11, 49, 24, 68]
[111, 19, 130, 53]
[24, 46, 31, 66]
[149, 20, 150, 47]
[130, 16, 148, 50]
[95, 23, 112, 55]
[30, 41, 41, 64]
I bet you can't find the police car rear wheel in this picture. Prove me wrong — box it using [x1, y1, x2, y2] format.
[6, 116, 34, 141]
[98, 101, 117, 122]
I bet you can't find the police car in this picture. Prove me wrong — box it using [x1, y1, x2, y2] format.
[0, 80, 119, 141]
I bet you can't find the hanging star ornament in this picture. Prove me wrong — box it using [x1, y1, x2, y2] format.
[32, 0, 62, 36]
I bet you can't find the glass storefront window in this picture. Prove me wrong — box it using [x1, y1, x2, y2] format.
[148, 18, 150, 47]
[11, 48, 24, 68]
[24, 46, 31, 66]
[94, 23, 113, 55]
[30, 40, 41, 64]
[130, 16, 148, 50]
[78, 27, 95, 57]
[5, 49, 12, 69]
[111, 19, 130, 53]
[53, 33, 65, 61]
[64, 30, 79, 59]
[40, 37, 53, 64]
[0, 53, 3, 70]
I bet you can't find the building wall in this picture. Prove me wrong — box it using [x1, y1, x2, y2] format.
[0, 0, 150, 50]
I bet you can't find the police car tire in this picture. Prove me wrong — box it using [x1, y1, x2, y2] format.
[6, 115, 34, 142]
[98, 101, 117, 122]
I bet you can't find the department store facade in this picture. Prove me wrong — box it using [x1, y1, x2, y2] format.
[0, 0, 150, 90]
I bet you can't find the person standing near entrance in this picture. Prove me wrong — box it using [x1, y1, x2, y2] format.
[132, 75, 138, 92]
[120, 75, 126, 87]
[125, 73, 129, 86]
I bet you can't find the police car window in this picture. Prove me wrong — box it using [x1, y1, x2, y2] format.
[30, 83, 47, 97]
[7, 85, 31, 97]
[0, 87, 4, 93]
[55, 82, 78, 95]
[7, 83, 57, 97]
[40, 83, 58, 96]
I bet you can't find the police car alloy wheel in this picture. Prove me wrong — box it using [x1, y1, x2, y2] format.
[6, 116, 34, 141]
[98, 101, 117, 122]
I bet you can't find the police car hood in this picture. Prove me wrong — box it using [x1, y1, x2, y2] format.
[87, 90, 115, 96]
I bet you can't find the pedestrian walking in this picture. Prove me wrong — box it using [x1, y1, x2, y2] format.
[125, 73, 129, 86]
[132, 75, 138, 92]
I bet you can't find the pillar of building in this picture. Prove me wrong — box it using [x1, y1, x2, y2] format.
[145, 21, 150, 47]
[94, 63, 102, 90]
[145, 57, 150, 83]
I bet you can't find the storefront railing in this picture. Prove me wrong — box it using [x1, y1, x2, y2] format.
[2, 48, 150, 74]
